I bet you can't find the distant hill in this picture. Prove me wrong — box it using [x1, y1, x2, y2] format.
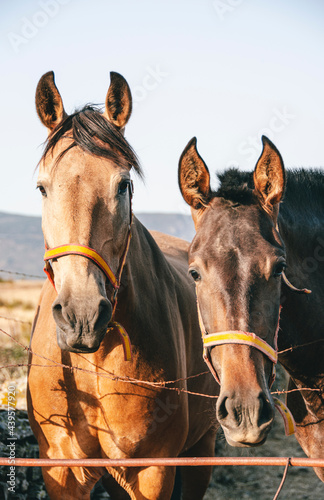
[0, 212, 195, 278]
[0, 212, 44, 278]
[136, 213, 195, 241]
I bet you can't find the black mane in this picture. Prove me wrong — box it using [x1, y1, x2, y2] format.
[283, 169, 324, 211]
[214, 167, 324, 210]
[40, 105, 142, 176]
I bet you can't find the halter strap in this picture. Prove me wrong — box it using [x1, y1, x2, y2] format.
[107, 322, 133, 361]
[273, 397, 296, 436]
[203, 331, 277, 364]
[196, 299, 279, 382]
[44, 244, 118, 288]
[197, 299, 295, 435]
[43, 182, 134, 361]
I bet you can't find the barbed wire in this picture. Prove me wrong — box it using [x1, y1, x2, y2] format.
[0, 326, 322, 400]
[0, 269, 322, 399]
[0, 327, 218, 398]
[0, 268, 44, 279]
[278, 339, 324, 354]
[0, 314, 32, 325]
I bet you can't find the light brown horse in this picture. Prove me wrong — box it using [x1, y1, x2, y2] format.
[27, 72, 218, 500]
[178, 136, 324, 479]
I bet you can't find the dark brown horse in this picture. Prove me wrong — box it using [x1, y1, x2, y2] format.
[27, 71, 217, 500]
[178, 136, 324, 480]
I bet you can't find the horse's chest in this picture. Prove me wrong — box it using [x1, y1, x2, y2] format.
[94, 384, 160, 452]
[92, 375, 184, 457]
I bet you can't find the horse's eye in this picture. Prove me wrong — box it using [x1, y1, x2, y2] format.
[37, 185, 47, 197]
[189, 269, 201, 282]
[118, 180, 129, 195]
[273, 261, 286, 278]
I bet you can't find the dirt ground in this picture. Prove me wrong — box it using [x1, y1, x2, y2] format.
[206, 422, 323, 499]
[0, 280, 323, 499]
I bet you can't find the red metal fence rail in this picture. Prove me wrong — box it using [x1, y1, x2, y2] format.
[1, 456, 324, 467]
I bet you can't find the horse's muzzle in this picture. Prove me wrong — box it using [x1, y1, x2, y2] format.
[56, 326, 107, 353]
[216, 390, 275, 447]
[52, 295, 112, 352]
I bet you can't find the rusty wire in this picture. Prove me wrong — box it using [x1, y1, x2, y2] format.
[273, 458, 290, 500]
[0, 315, 32, 325]
[0, 269, 44, 279]
[0, 326, 322, 399]
[0, 327, 217, 398]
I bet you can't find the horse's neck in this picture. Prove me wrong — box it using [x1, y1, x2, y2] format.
[279, 210, 324, 255]
[278, 172, 324, 255]
[114, 217, 175, 325]
[278, 198, 324, 382]
[127, 216, 173, 282]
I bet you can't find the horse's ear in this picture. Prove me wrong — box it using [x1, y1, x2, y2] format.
[104, 72, 132, 130]
[35, 71, 67, 132]
[253, 136, 286, 212]
[178, 137, 211, 211]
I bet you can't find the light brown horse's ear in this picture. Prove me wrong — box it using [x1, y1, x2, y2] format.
[104, 72, 132, 130]
[178, 137, 211, 211]
[35, 71, 67, 132]
[253, 136, 286, 212]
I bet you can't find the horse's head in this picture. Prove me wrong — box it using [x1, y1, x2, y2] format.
[178, 136, 286, 447]
[36, 71, 141, 353]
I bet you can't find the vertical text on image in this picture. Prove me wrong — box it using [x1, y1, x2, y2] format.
[6, 384, 16, 494]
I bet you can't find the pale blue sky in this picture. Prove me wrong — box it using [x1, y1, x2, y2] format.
[1, 0, 324, 216]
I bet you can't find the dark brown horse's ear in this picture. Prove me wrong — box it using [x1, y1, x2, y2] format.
[104, 72, 132, 130]
[35, 71, 67, 132]
[178, 137, 211, 210]
[253, 136, 286, 211]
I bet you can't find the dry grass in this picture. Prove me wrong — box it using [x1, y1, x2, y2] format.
[0, 280, 44, 409]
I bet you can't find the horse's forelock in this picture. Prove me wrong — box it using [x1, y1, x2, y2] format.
[212, 168, 255, 205]
[39, 106, 142, 176]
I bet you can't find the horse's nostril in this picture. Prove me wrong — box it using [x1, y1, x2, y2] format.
[99, 298, 111, 315]
[52, 301, 63, 322]
[258, 395, 274, 427]
[94, 298, 112, 330]
[52, 300, 72, 330]
[217, 395, 229, 421]
[53, 302, 62, 314]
